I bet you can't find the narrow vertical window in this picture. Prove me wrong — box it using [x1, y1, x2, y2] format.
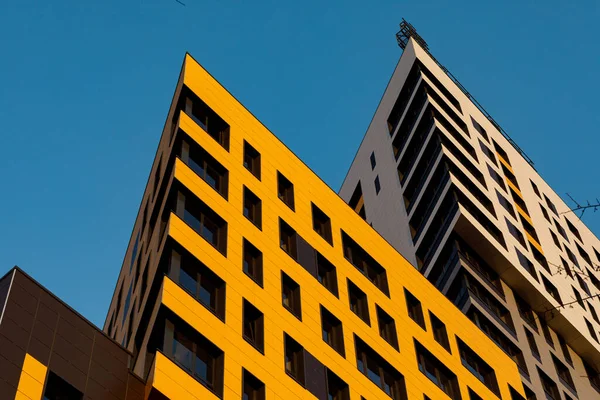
[243, 187, 262, 229]
[242, 239, 263, 286]
[277, 172, 295, 210]
[243, 299, 264, 353]
[317, 253, 338, 297]
[524, 328, 540, 360]
[430, 312, 450, 352]
[376, 305, 399, 351]
[348, 280, 370, 325]
[282, 272, 302, 319]
[370, 152, 376, 169]
[405, 289, 426, 330]
[320, 306, 345, 356]
[243, 140, 261, 179]
[374, 176, 381, 195]
[284, 334, 305, 385]
[242, 369, 265, 400]
[327, 369, 350, 400]
[279, 219, 298, 259]
[312, 203, 333, 244]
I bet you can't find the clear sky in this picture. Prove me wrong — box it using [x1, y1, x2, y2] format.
[1, 1, 598, 328]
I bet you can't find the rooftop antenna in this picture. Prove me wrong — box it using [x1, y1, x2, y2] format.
[396, 19, 428, 51]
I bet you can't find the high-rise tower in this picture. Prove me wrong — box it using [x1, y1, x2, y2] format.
[340, 21, 600, 400]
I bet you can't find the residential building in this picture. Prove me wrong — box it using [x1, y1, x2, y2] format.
[103, 53, 527, 399]
[339, 20, 600, 400]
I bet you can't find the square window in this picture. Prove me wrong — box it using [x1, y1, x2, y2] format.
[284, 334, 305, 385]
[43, 371, 83, 400]
[277, 172, 295, 210]
[430, 312, 451, 352]
[312, 203, 333, 244]
[327, 369, 350, 400]
[282, 272, 302, 319]
[243, 141, 261, 179]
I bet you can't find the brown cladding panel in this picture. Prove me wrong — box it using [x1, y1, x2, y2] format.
[93, 332, 130, 366]
[0, 352, 23, 388]
[49, 351, 88, 394]
[56, 317, 94, 357]
[35, 301, 59, 331]
[0, 311, 32, 351]
[0, 272, 12, 320]
[84, 378, 121, 400]
[125, 373, 146, 400]
[0, 378, 17, 399]
[27, 335, 51, 365]
[9, 276, 40, 315]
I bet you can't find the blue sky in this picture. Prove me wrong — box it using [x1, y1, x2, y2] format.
[0, 1, 598, 328]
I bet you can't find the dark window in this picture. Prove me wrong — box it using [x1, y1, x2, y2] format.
[566, 218, 583, 241]
[415, 341, 460, 400]
[321, 306, 345, 356]
[243, 140, 261, 179]
[516, 248, 538, 281]
[468, 387, 484, 400]
[573, 286, 585, 309]
[342, 231, 389, 296]
[555, 219, 569, 242]
[327, 369, 350, 400]
[376, 306, 399, 351]
[168, 319, 224, 396]
[557, 334, 573, 366]
[374, 176, 381, 195]
[589, 269, 600, 291]
[530, 180, 541, 198]
[577, 274, 591, 296]
[497, 190, 515, 218]
[312, 203, 333, 245]
[370, 152, 377, 169]
[179, 188, 228, 254]
[545, 195, 558, 216]
[184, 92, 230, 150]
[538, 367, 560, 400]
[577, 243, 592, 266]
[538, 314, 554, 347]
[586, 318, 599, 342]
[524, 328, 540, 360]
[550, 230, 562, 250]
[561, 257, 573, 278]
[348, 280, 370, 325]
[182, 138, 229, 198]
[430, 312, 451, 352]
[479, 140, 496, 165]
[471, 117, 488, 141]
[458, 338, 500, 396]
[355, 335, 408, 399]
[243, 299, 264, 353]
[540, 204, 551, 222]
[348, 181, 366, 220]
[277, 172, 295, 210]
[243, 239, 263, 286]
[405, 289, 426, 330]
[153, 158, 162, 201]
[515, 294, 537, 330]
[583, 360, 600, 393]
[284, 334, 305, 385]
[243, 369, 265, 400]
[487, 164, 506, 191]
[492, 140, 510, 165]
[506, 218, 526, 248]
[542, 276, 562, 305]
[317, 253, 339, 297]
[176, 249, 226, 320]
[43, 371, 83, 400]
[590, 302, 600, 324]
[282, 272, 301, 319]
[243, 187, 262, 229]
[123, 286, 132, 325]
[279, 219, 298, 259]
[552, 354, 576, 392]
[565, 246, 579, 268]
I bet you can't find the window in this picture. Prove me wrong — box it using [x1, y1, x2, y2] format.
[430, 312, 451, 352]
[284, 334, 305, 385]
[583, 360, 600, 393]
[515, 294, 537, 330]
[243, 140, 261, 179]
[312, 203, 333, 244]
[493, 140, 510, 165]
[538, 367, 560, 400]
[542, 276, 562, 304]
[282, 272, 301, 319]
[552, 354, 576, 392]
[577, 243, 592, 266]
[317, 253, 339, 297]
[243, 239, 263, 286]
[540, 204, 551, 222]
[565, 246, 579, 269]
[242, 369, 265, 400]
[354, 335, 408, 399]
[590, 302, 600, 324]
[538, 314, 554, 347]
[43, 371, 83, 400]
[577, 274, 591, 296]
[458, 338, 500, 396]
[243, 187, 262, 229]
[561, 257, 573, 278]
[321, 306, 345, 356]
[479, 140, 497, 165]
[179, 188, 228, 254]
[506, 218, 526, 248]
[471, 117, 488, 140]
[376, 306, 399, 351]
[565, 218, 582, 241]
[374, 176, 381, 195]
[167, 319, 224, 396]
[279, 219, 298, 259]
[487, 164, 506, 191]
[516, 248, 538, 280]
[243, 299, 264, 353]
[122, 286, 132, 325]
[405, 289, 426, 330]
[550, 230, 562, 250]
[327, 369, 350, 400]
[589, 269, 600, 291]
[184, 92, 230, 150]
[277, 172, 295, 210]
[530, 180, 541, 198]
[555, 219, 569, 242]
[468, 388, 484, 400]
[524, 328, 540, 360]
[370, 151, 377, 169]
[572, 286, 585, 309]
[545, 195, 558, 215]
[182, 138, 229, 198]
[497, 190, 515, 217]
[348, 181, 366, 219]
[556, 334, 573, 366]
[348, 279, 370, 324]
[415, 341, 460, 400]
[153, 158, 162, 201]
[586, 318, 599, 342]
[176, 248, 226, 320]
[342, 231, 389, 296]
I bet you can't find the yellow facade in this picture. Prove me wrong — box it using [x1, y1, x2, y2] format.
[140, 54, 527, 399]
[15, 354, 47, 400]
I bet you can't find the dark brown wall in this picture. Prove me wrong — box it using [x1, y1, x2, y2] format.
[0, 268, 145, 400]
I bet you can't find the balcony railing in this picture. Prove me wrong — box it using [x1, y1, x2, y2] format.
[419, 200, 458, 269]
[406, 143, 442, 213]
[457, 251, 505, 299]
[412, 173, 450, 243]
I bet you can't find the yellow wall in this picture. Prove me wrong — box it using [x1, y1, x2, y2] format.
[15, 354, 47, 400]
[150, 53, 526, 400]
